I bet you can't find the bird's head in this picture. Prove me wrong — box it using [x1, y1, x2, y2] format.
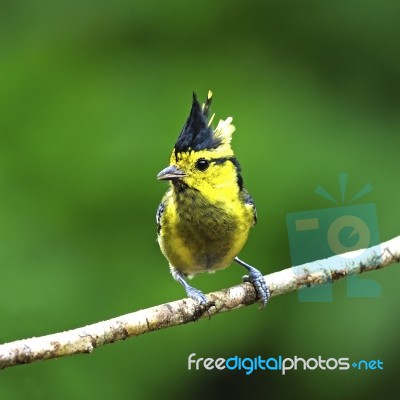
[157, 91, 243, 197]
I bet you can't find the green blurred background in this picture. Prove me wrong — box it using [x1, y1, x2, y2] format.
[1, 0, 399, 399]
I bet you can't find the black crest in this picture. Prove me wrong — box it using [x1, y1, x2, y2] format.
[174, 92, 221, 157]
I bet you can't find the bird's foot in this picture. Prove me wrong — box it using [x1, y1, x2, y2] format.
[185, 285, 208, 305]
[185, 285, 215, 320]
[242, 271, 270, 307]
[172, 269, 215, 319]
[235, 257, 270, 308]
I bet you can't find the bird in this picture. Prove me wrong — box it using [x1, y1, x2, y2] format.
[156, 90, 269, 307]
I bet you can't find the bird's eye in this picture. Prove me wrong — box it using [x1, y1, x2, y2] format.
[195, 158, 210, 171]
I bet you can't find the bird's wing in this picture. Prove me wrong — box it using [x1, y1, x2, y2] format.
[156, 201, 165, 235]
[244, 191, 257, 226]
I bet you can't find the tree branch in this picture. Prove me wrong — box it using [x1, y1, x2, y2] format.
[1, 236, 399, 370]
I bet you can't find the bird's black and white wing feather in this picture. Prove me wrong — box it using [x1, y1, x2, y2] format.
[244, 191, 257, 226]
[156, 201, 165, 235]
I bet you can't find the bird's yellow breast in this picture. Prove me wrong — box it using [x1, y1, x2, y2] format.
[158, 185, 254, 276]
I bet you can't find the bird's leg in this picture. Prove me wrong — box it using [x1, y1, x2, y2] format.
[171, 268, 208, 305]
[235, 257, 270, 307]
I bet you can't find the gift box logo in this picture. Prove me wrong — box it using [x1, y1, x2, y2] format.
[286, 173, 381, 302]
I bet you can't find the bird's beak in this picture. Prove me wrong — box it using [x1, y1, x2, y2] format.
[157, 165, 187, 180]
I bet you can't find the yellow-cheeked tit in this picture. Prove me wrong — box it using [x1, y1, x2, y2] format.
[156, 91, 269, 307]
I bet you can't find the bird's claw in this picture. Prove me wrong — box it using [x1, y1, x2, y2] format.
[185, 286, 215, 320]
[186, 286, 208, 305]
[242, 269, 270, 308]
[175, 272, 214, 317]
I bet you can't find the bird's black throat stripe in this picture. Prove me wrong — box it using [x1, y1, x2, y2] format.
[173, 180, 189, 193]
